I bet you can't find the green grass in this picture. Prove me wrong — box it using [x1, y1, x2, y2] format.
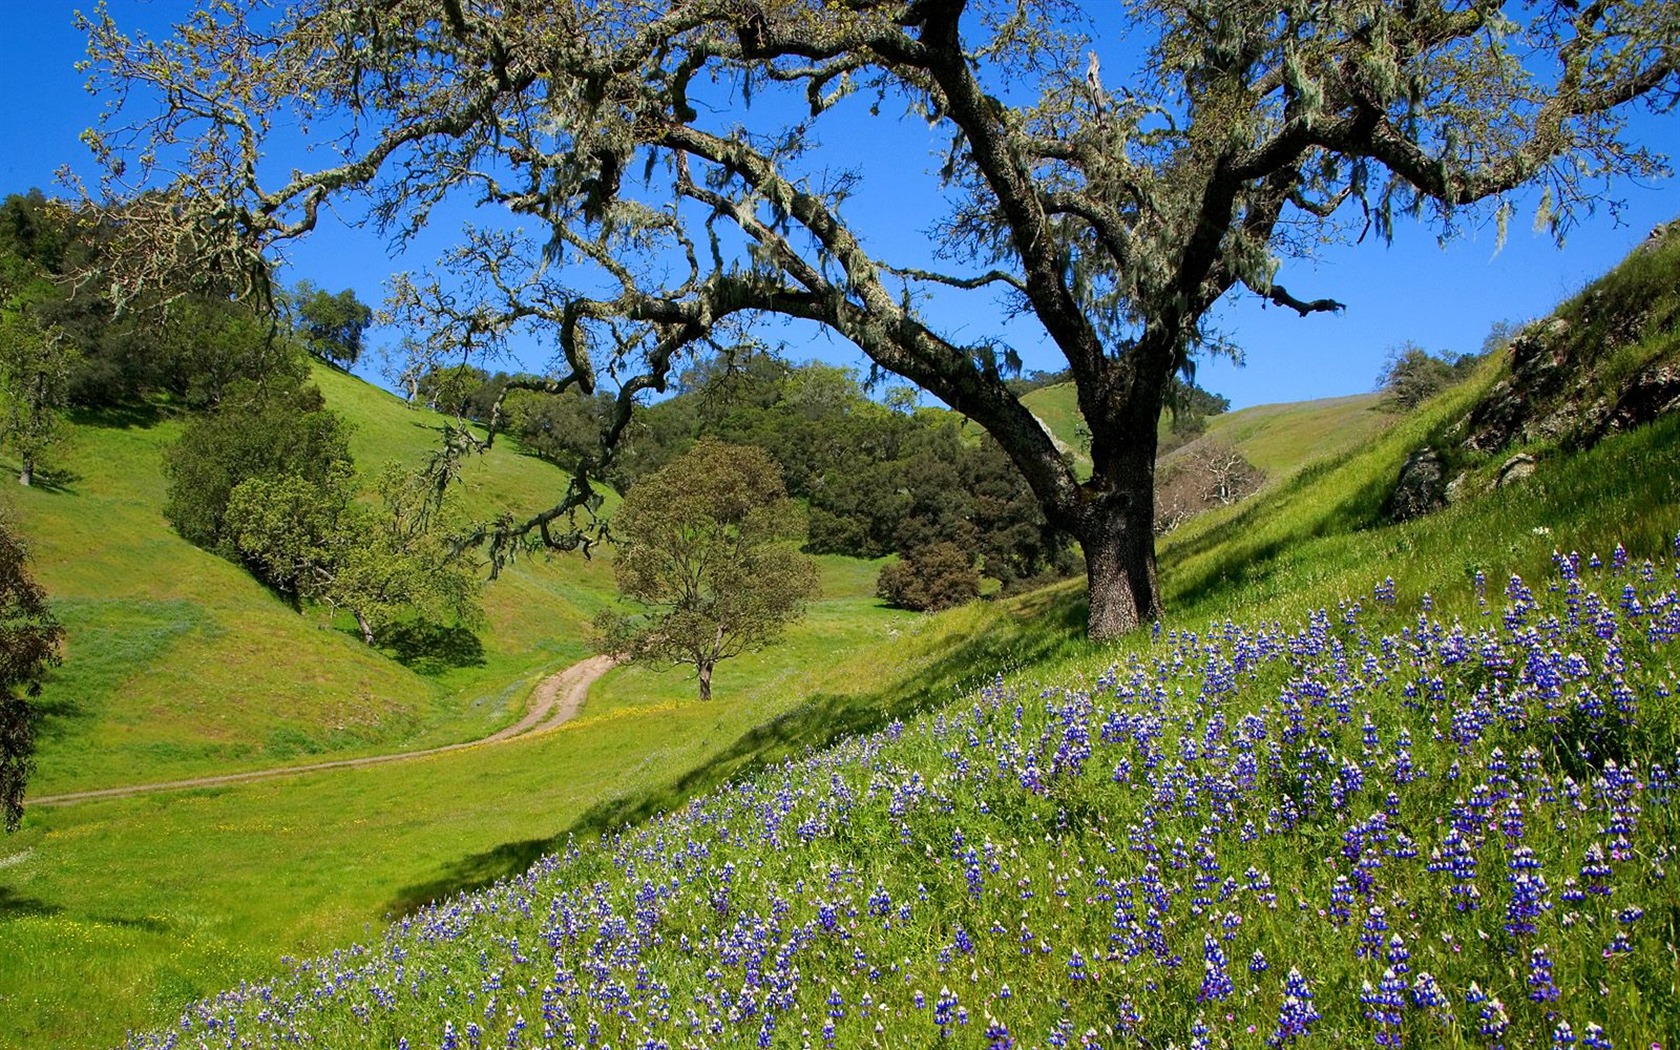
[0, 551, 1080, 1048]
[1021, 379, 1399, 490]
[9, 394, 1675, 1047]
[6, 232, 1680, 1048]
[7, 365, 623, 795]
[6, 395, 1673, 1049]
[1192, 391, 1394, 478]
[1019, 383, 1092, 479]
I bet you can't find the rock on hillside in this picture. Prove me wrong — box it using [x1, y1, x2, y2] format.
[1384, 218, 1680, 519]
[1459, 219, 1680, 454]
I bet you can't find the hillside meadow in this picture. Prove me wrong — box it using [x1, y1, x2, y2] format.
[4, 233, 1680, 1047]
[12, 363, 622, 796]
[3, 342, 1678, 1045]
[9, 394, 1675, 1049]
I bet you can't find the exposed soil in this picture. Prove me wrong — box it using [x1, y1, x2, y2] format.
[30, 654, 620, 807]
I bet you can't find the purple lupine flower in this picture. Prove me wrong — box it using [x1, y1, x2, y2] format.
[1197, 935, 1233, 1002]
[1385, 934, 1409, 975]
[1357, 905, 1389, 959]
[1528, 945, 1561, 1003]
[1268, 969, 1321, 1046]
[1410, 972, 1452, 1020]
[934, 987, 958, 1036]
[1360, 968, 1406, 1047]
[1467, 983, 1510, 1045]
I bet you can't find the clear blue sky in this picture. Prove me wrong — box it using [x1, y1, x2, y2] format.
[3, 2, 1677, 409]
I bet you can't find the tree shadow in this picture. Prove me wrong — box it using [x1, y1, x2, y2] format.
[0, 886, 62, 920]
[385, 588, 1088, 917]
[66, 401, 166, 430]
[29, 688, 86, 743]
[376, 621, 487, 675]
[88, 912, 171, 933]
[21, 467, 82, 494]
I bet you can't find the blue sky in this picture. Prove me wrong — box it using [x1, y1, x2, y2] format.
[3, 1, 1677, 410]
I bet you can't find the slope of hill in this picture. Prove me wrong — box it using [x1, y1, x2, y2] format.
[46, 381, 1680, 1050]
[1021, 379, 1398, 487]
[7, 229, 1680, 1049]
[9, 363, 618, 795]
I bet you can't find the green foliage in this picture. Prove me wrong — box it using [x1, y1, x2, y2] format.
[215, 438, 482, 643]
[875, 541, 980, 611]
[287, 281, 371, 369]
[497, 384, 616, 470]
[597, 438, 819, 700]
[0, 291, 76, 486]
[0, 191, 299, 410]
[0, 518, 63, 833]
[163, 380, 355, 553]
[1377, 341, 1480, 410]
[413, 363, 489, 417]
[616, 354, 1078, 589]
[325, 464, 483, 644]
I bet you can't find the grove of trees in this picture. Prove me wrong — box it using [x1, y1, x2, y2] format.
[75, 0, 1679, 637]
[420, 352, 1085, 606]
[0, 188, 475, 650]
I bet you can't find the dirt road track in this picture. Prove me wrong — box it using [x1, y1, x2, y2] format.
[30, 654, 619, 807]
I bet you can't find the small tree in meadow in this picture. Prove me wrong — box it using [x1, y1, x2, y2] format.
[596, 439, 818, 701]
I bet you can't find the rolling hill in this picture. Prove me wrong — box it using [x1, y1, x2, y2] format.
[9, 362, 621, 796]
[4, 225, 1680, 1048]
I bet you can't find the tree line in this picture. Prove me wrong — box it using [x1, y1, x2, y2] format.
[414, 350, 1118, 610]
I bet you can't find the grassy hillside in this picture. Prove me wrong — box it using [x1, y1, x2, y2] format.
[0, 547, 1074, 1048]
[6, 235, 1680, 1048]
[18, 393, 1675, 1050]
[8, 363, 619, 795]
[1021, 380, 1397, 487]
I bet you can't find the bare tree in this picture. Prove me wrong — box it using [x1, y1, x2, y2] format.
[75, 0, 1679, 637]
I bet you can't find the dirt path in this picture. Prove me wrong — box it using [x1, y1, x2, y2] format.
[30, 654, 620, 808]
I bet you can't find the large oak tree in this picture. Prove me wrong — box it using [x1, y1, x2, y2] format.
[78, 0, 1678, 637]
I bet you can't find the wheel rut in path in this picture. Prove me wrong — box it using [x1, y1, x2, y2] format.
[30, 654, 620, 807]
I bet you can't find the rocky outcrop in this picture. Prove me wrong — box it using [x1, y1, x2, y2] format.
[1590, 362, 1680, 444]
[1460, 221, 1678, 454]
[1388, 218, 1678, 522]
[1460, 318, 1578, 453]
[1495, 453, 1537, 489]
[1388, 447, 1447, 521]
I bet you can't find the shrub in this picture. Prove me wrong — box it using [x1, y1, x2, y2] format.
[876, 542, 980, 611]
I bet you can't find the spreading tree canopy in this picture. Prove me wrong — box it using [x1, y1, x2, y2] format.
[596, 438, 818, 701]
[77, 0, 1679, 637]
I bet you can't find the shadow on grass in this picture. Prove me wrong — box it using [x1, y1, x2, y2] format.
[0, 887, 62, 920]
[15, 467, 82, 494]
[385, 589, 1088, 917]
[377, 621, 487, 675]
[66, 401, 167, 431]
